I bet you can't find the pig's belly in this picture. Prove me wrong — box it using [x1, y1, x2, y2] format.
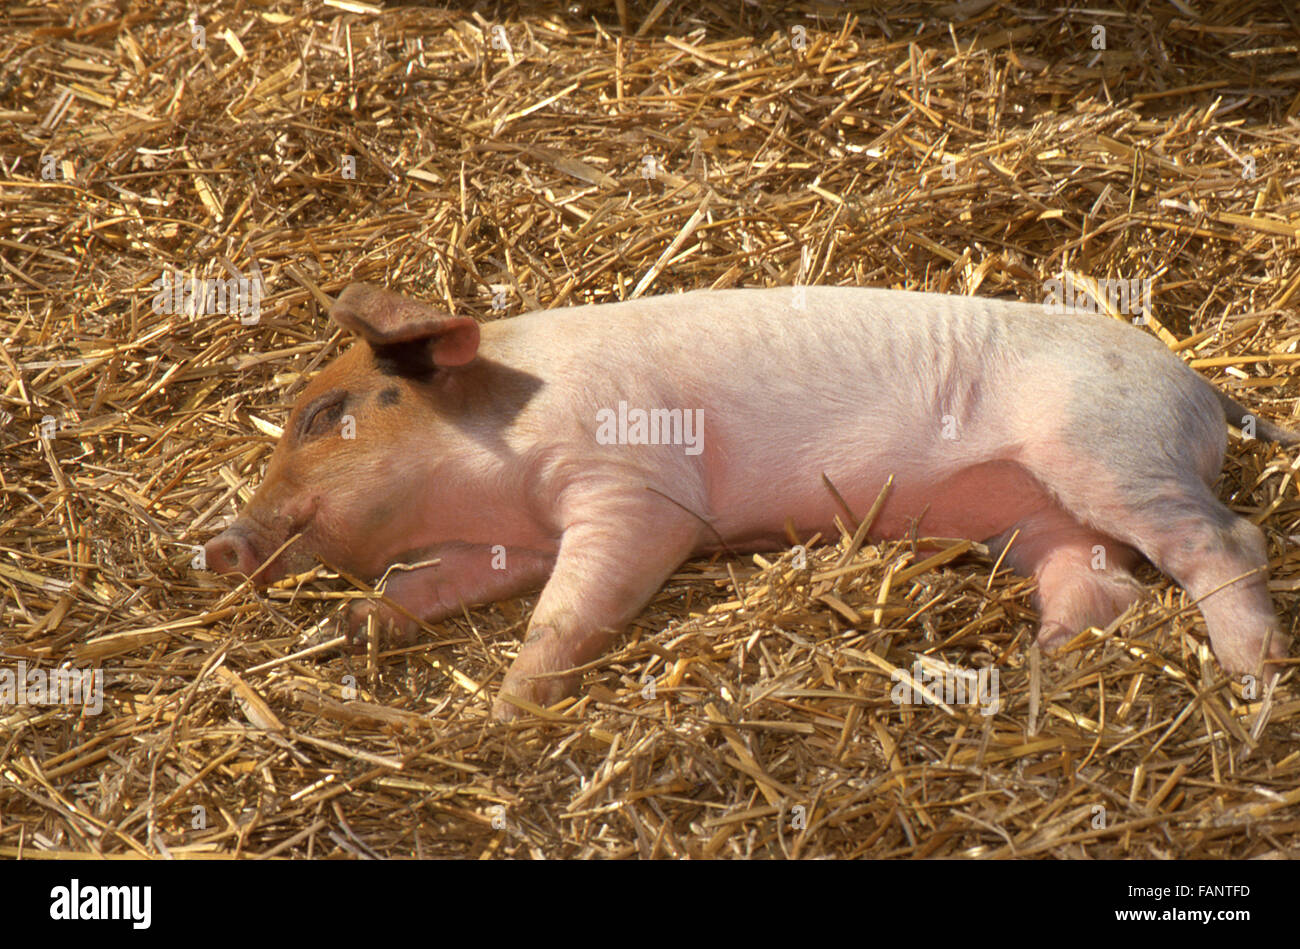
[708, 460, 1058, 551]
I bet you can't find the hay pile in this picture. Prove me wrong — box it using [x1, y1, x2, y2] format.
[1, 0, 1298, 859]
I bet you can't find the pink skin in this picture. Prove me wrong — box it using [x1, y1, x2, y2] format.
[206, 283, 1295, 720]
[342, 544, 555, 641]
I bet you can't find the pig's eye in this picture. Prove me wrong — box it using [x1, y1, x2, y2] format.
[297, 392, 348, 440]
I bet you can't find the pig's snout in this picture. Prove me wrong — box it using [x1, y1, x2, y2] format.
[205, 528, 264, 578]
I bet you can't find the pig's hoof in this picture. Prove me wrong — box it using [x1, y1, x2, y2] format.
[493, 670, 581, 721]
[490, 626, 589, 720]
[1034, 622, 1077, 654]
[491, 676, 565, 721]
[1209, 628, 1290, 679]
[491, 679, 577, 721]
[492, 692, 523, 721]
[339, 600, 419, 649]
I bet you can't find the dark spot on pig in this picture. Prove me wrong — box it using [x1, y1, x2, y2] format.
[1105, 351, 1125, 372]
[378, 387, 401, 406]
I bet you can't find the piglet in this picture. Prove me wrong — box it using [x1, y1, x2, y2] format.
[205, 284, 1296, 718]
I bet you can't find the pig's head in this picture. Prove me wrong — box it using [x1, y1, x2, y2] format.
[203, 283, 481, 585]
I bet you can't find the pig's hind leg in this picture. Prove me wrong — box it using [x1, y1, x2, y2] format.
[494, 499, 702, 720]
[1022, 451, 1288, 675]
[995, 513, 1145, 653]
[1103, 486, 1287, 675]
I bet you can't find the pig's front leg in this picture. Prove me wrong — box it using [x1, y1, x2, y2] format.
[341, 544, 554, 645]
[493, 504, 702, 719]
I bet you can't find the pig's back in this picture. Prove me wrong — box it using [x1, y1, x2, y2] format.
[493, 285, 1168, 384]
[483, 287, 1219, 532]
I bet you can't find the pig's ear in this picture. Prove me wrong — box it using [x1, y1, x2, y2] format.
[331, 283, 480, 368]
